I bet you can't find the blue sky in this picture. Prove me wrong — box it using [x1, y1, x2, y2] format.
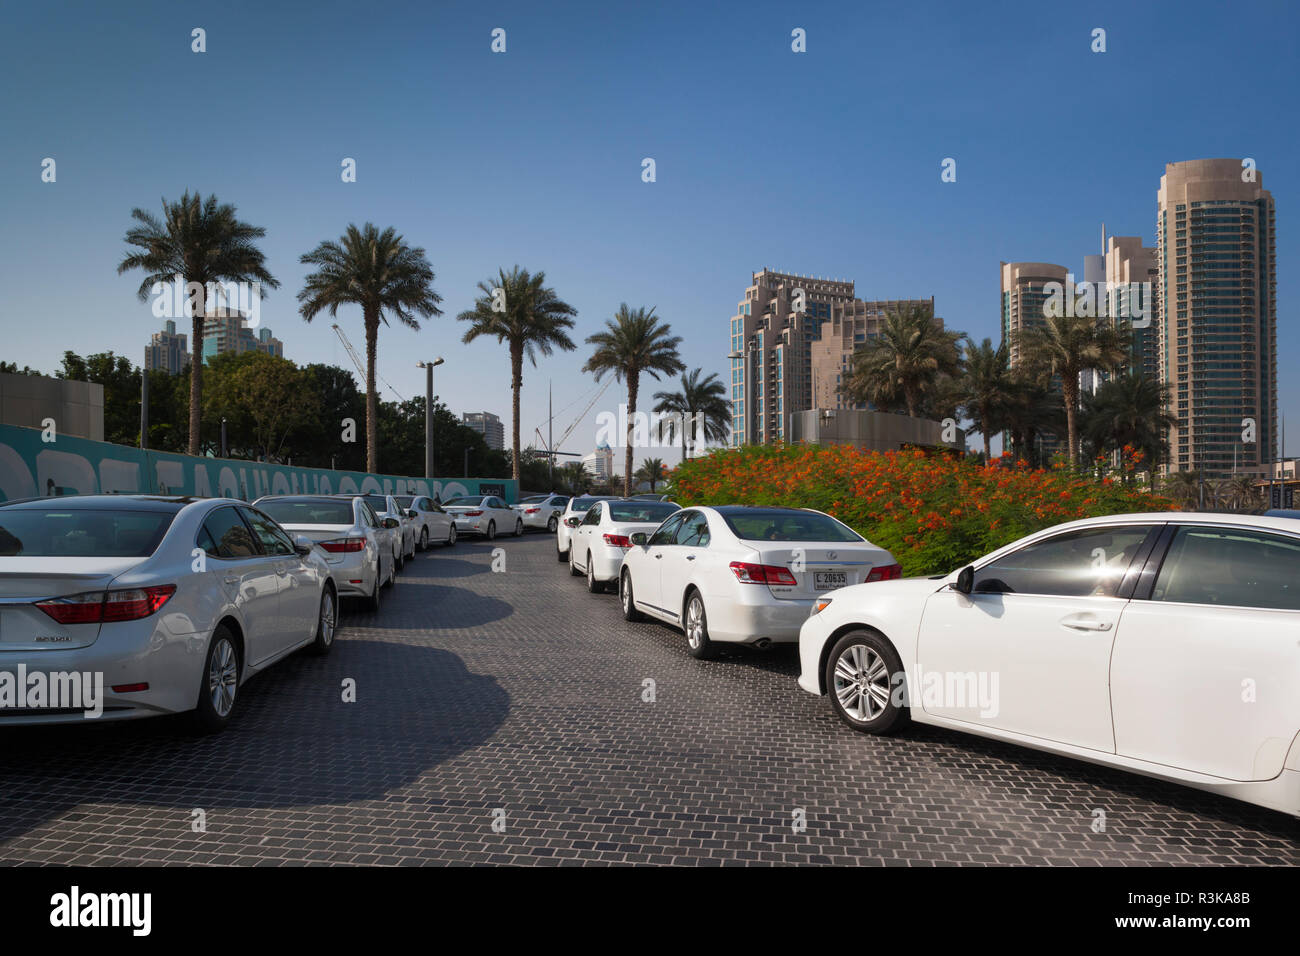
[2, 0, 1296, 463]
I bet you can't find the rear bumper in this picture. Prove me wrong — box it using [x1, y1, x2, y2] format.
[706, 590, 816, 645]
[325, 552, 371, 595]
[590, 548, 629, 583]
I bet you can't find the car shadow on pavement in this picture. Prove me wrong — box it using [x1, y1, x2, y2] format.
[0, 639, 511, 843]
[403, 555, 489, 579]
[340, 579, 514, 630]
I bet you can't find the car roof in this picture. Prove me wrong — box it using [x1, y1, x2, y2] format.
[710, 505, 817, 516]
[1048, 511, 1300, 534]
[256, 495, 356, 506]
[0, 494, 209, 513]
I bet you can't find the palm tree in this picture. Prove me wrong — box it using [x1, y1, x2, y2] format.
[1162, 470, 1201, 509]
[958, 337, 1015, 461]
[583, 305, 684, 496]
[1223, 473, 1261, 511]
[557, 461, 591, 495]
[299, 224, 442, 473]
[1015, 313, 1130, 468]
[845, 304, 963, 417]
[118, 192, 279, 456]
[652, 368, 731, 458]
[457, 267, 577, 484]
[634, 457, 667, 492]
[1079, 373, 1176, 481]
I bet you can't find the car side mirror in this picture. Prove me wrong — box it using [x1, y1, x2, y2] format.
[293, 534, 314, 557]
[382, 517, 400, 530]
[629, 532, 648, 547]
[954, 566, 975, 595]
[407, 509, 418, 519]
[565, 516, 582, 528]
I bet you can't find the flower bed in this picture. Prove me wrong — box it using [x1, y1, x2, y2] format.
[670, 445, 1173, 575]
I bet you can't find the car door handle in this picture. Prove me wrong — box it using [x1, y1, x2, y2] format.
[223, 575, 240, 586]
[685, 555, 696, 561]
[1060, 617, 1112, 631]
[654, 553, 663, 559]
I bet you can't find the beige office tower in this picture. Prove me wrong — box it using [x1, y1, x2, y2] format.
[809, 297, 939, 415]
[1157, 159, 1277, 476]
[1104, 235, 1161, 381]
[1000, 262, 1069, 369]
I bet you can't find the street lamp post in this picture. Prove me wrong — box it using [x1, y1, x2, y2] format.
[417, 358, 445, 479]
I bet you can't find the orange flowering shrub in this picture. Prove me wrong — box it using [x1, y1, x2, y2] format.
[670, 445, 1173, 575]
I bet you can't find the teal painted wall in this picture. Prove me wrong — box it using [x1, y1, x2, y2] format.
[0, 424, 517, 504]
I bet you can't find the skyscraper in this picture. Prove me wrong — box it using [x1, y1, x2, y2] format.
[201, 314, 284, 362]
[462, 411, 505, 451]
[1000, 261, 1069, 371]
[144, 319, 191, 375]
[1157, 159, 1276, 475]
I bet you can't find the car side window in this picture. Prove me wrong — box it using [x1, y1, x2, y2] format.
[554, 497, 568, 509]
[200, 507, 258, 559]
[972, 526, 1153, 597]
[675, 512, 711, 548]
[489, 497, 505, 509]
[649, 513, 686, 546]
[582, 504, 601, 526]
[1152, 526, 1300, 610]
[241, 507, 296, 556]
[360, 502, 379, 527]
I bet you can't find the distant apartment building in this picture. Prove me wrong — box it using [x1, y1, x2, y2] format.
[729, 268, 939, 446]
[582, 442, 614, 482]
[200, 314, 283, 362]
[144, 320, 191, 375]
[1000, 261, 1069, 371]
[1157, 158, 1277, 476]
[1104, 233, 1160, 382]
[462, 411, 504, 451]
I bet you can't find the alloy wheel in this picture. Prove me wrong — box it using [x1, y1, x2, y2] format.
[208, 637, 238, 717]
[833, 644, 890, 722]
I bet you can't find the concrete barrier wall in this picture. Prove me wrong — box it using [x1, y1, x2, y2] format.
[0, 424, 517, 504]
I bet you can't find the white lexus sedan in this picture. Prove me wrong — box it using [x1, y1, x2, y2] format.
[515, 494, 569, 533]
[618, 505, 899, 659]
[555, 495, 619, 562]
[797, 512, 1300, 818]
[0, 495, 336, 733]
[395, 494, 456, 550]
[568, 498, 681, 592]
[253, 494, 394, 611]
[442, 495, 521, 539]
[358, 494, 418, 569]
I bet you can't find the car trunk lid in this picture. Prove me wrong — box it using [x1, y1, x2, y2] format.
[0, 558, 141, 650]
[746, 544, 894, 600]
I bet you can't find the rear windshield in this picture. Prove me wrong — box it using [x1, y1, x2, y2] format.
[722, 510, 864, 543]
[361, 495, 390, 512]
[442, 497, 482, 508]
[258, 499, 354, 526]
[393, 496, 414, 508]
[0, 508, 175, 557]
[570, 496, 612, 511]
[608, 501, 680, 522]
[518, 496, 547, 504]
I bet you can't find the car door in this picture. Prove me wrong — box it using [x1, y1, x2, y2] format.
[488, 497, 511, 530]
[200, 506, 281, 666]
[917, 524, 1157, 752]
[576, 503, 601, 569]
[639, 512, 687, 619]
[242, 506, 317, 654]
[359, 500, 388, 583]
[659, 510, 711, 621]
[1111, 524, 1300, 781]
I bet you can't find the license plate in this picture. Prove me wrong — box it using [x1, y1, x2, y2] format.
[814, 571, 847, 590]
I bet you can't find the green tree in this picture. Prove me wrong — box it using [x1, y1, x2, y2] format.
[118, 192, 279, 456]
[557, 461, 593, 495]
[583, 305, 684, 496]
[299, 223, 443, 473]
[1080, 372, 1176, 481]
[1015, 312, 1130, 468]
[0, 362, 42, 375]
[203, 352, 318, 462]
[457, 266, 578, 485]
[846, 304, 963, 417]
[57, 351, 143, 446]
[298, 363, 367, 470]
[652, 368, 731, 458]
[634, 457, 667, 491]
[1162, 469, 1201, 509]
[958, 337, 1015, 462]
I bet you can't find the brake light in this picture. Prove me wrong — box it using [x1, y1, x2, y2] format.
[729, 561, 798, 586]
[319, 537, 365, 553]
[603, 533, 632, 549]
[464, 510, 483, 517]
[866, 563, 903, 582]
[36, 585, 177, 624]
[525, 508, 540, 515]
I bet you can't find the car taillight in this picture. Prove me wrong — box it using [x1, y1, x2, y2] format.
[36, 585, 176, 624]
[729, 561, 798, 586]
[866, 563, 903, 582]
[603, 533, 632, 549]
[465, 510, 483, 517]
[525, 508, 540, 514]
[319, 537, 365, 553]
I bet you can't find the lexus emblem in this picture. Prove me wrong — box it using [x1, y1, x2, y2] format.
[827, 551, 837, 560]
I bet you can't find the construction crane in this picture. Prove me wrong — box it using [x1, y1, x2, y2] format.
[534, 378, 614, 487]
[331, 324, 405, 402]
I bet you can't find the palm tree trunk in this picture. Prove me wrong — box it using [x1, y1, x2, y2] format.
[625, 374, 638, 497]
[1063, 374, 1080, 469]
[189, 313, 203, 456]
[364, 308, 379, 473]
[510, 342, 523, 484]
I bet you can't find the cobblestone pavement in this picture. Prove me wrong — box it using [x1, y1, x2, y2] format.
[0, 535, 1296, 865]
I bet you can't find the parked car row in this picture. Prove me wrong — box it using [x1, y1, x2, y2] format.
[0, 490, 460, 734]
[555, 500, 1300, 818]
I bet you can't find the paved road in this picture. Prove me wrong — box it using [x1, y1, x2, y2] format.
[1, 534, 1296, 865]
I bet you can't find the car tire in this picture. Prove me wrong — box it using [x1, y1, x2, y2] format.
[824, 630, 910, 735]
[311, 585, 337, 656]
[547, 516, 558, 533]
[586, 553, 603, 593]
[366, 563, 383, 609]
[383, 554, 395, 588]
[556, 543, 567, 563]
[514, 518, 523, 537]
[683, 590, 717, 660]
[486, 520, 496, 541]
[191, 624, 240, 734]
[569, 545, 582, 576]
[419, 527, 428, 552]
[394, 545, 404, 572]
[446, 524, 457, 547]
[620, 570, 643, 622]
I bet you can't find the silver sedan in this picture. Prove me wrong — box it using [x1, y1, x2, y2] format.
[0, 495, 337, 732]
